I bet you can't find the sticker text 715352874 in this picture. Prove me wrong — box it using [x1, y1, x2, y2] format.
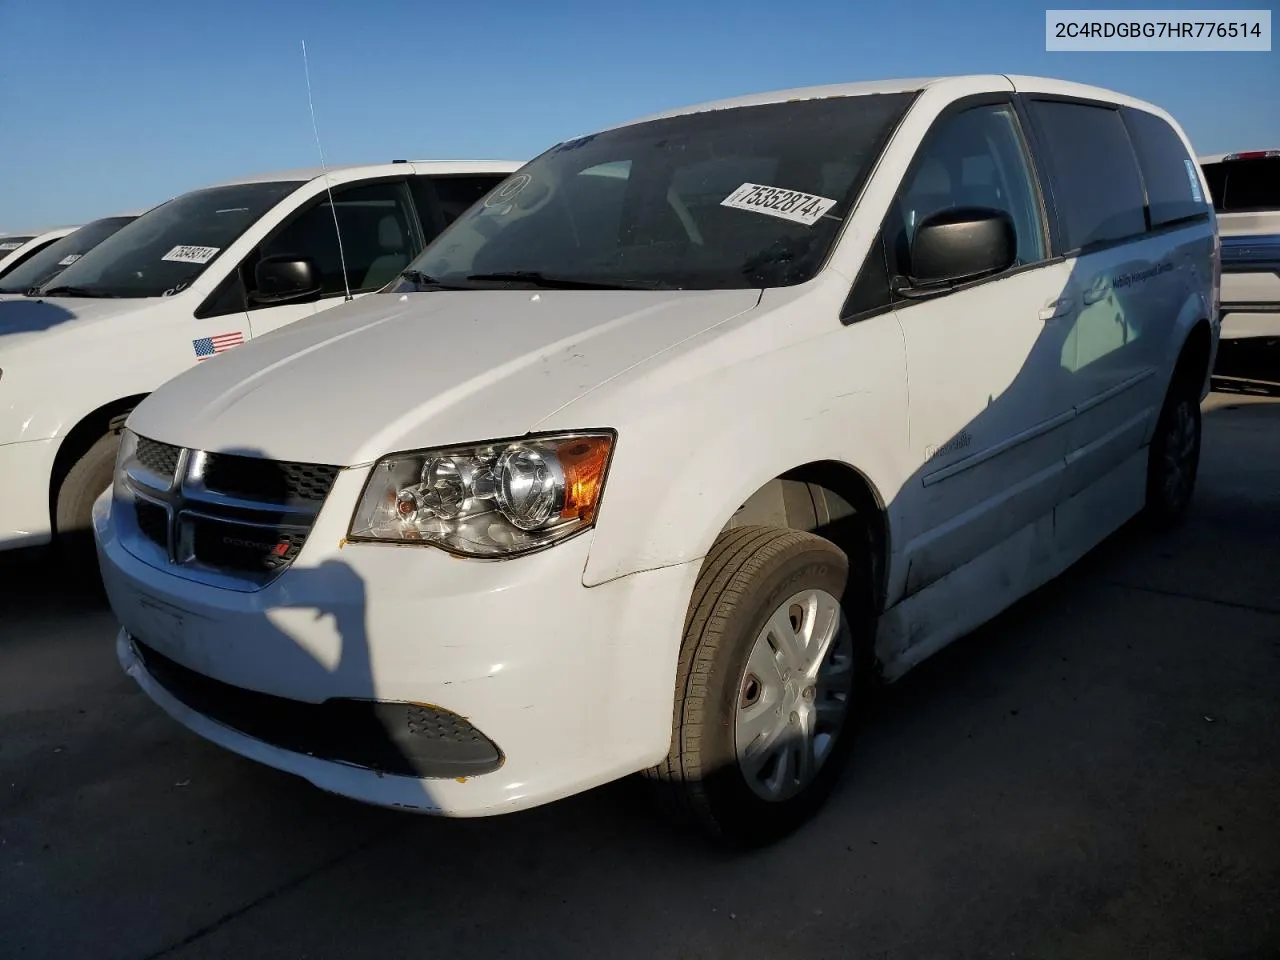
[720, 183, 839, 227]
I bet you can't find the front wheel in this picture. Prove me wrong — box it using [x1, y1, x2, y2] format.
[54, 431, 119, 582]
[647, 525, 870, 848]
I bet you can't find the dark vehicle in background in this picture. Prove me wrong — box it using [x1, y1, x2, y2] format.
[0, 213, 145, 298]
[1201, 150, 1280, 395]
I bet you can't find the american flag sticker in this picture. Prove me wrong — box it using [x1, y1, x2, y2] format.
[193, 331, 244, 361]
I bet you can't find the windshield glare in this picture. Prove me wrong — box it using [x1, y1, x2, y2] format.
[0, 217, 136, 294]
[37, 181, 303, 298]
[399, 93, 915, 292]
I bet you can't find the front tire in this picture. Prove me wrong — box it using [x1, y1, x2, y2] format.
[54, 431, 119, 582]
[648, 525, 870, 848]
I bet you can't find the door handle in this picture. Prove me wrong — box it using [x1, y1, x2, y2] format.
[1038, 295, 1074, 321]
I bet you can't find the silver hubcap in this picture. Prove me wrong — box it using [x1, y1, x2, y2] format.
[1162, 401, 1197, 505]
[734, 588, 854, 802]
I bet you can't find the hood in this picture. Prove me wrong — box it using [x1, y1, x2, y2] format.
[0, 295, 152, 353]
[130, 287, 761, 465]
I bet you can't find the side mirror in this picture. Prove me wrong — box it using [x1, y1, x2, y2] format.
[906, 207, 1017, 289]
[251, 255, 319, 304]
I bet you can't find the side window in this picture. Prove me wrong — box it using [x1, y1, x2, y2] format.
[1122, 109, 1208, 228]
[410, 174, 509, 240]
[1026, 101, 1146, 251]
[432, 177, 505, 226]
[249, 180, 416, 307]
[892, 103, 1046, 274]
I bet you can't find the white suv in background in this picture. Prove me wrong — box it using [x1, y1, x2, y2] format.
[1200, 149, 1280, 394]
[95, 76, 1217, 847]
[0, 159, 520, 553]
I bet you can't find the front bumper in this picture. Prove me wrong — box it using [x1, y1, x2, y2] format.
[0, 437, 58, 551]
[95, 475, 701, 816]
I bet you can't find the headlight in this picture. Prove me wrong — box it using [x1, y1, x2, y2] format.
[348, 431, 615, 557]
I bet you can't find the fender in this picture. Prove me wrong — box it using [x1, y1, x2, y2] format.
[571, 290, 913, 588]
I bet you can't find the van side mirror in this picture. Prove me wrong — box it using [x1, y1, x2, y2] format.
[251, 255, 320, 304]
[904, 207, 1017, 290]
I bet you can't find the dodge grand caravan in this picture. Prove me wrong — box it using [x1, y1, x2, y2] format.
[0, 159, 519, 552]
[95, 76, 1218, 846]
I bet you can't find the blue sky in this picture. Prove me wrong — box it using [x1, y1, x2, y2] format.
[1, 0, 1276, 226]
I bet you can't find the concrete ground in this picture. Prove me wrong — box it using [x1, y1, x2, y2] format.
[2, 394, 1277, 960]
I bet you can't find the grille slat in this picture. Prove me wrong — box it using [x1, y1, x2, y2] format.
[135, 437, 180, 480]
[202, 453, 340, 504]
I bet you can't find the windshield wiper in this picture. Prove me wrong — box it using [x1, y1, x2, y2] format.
[465, 270, 661, 291]
[398, 269, 471, 291]
[30, 285, 112, 298]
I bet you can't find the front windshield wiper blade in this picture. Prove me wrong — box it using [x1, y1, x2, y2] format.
[398, 269, 471, 291]
[30, 285, 112, 298]
[465, 271, 662, 291]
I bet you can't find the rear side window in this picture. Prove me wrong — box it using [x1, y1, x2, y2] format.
[1027, 100, 1147, 252]
[1122, 109, 1207, 228]
[1201, 156, 1280, 212]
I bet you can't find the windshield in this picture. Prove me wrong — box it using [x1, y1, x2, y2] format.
[1202, 157, 1280, 213]
[398, 93, 916, 291]
[0, 217, 136, 294]
[35, 181, 303, 298]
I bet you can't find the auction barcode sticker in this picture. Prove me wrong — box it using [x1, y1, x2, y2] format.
[161, 245, 220, 264]
[721, 183, 838, 227]
[58, 254, 82, 266]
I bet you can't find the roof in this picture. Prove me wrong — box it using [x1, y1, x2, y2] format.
[1, 225, 79, 238]
[601, 74, 1170, 132]
[206, 159, 523, 188]
[1198, 149, 1280, 164]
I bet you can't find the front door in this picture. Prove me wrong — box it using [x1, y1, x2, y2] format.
[244, 180, 421, 338]
[887, 101, 1075, 597]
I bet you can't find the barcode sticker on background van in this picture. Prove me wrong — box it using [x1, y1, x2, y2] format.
[161, 245, 220, 264]
[0, 241, 22, 251]
[720, 183, 838, 226]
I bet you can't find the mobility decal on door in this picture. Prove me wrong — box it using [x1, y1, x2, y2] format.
[193, 331, 244, 361]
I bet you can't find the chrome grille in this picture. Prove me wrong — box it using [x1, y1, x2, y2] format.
[120, 435, 341, 587]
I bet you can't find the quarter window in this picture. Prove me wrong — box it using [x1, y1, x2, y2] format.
[1122, 108, 1208, 228]
[891, 103, 1046, 274]
[1026, 100, 1146, 251]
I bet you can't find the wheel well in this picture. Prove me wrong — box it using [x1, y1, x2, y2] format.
[48, 395, 148, 529]
[1175, 320, 1213, 392]
[723, 461, 889, 614]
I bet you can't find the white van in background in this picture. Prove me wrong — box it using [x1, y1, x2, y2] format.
[0, 225, 81, 278]
[0, 159, 520, 552]
[0, 212, 149, 300]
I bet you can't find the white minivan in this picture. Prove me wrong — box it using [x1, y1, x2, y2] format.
[0, 212, 147, 300]
[95, 76, 1218, 847]
[0, 225, 80, 278]
[0, 160, 520, 552]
